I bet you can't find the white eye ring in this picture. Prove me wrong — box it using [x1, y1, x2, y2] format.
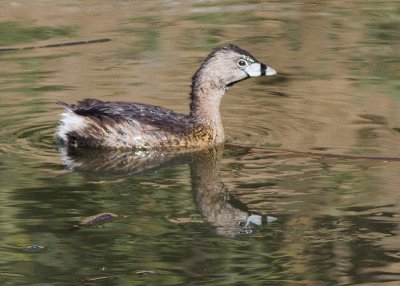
[238, 59, 247, 67]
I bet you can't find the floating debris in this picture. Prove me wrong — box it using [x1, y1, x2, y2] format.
[23, 244, 46, 253]
[167, 217, 203, 224]
[135, 270, 156, 275]
[73, 213, 119, 229]
[81, 275, 116, 283]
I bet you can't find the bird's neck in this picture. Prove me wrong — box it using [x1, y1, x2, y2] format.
[189, 77, 226, 143]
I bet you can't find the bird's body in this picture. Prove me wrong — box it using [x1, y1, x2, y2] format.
[57, 99, 216, 148]
[56, 44, 276, 149]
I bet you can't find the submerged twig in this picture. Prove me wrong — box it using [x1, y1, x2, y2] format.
[0, 38, 112, 52]
[226, 144, 400, 161]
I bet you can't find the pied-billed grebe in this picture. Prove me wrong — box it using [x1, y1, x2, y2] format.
[56, 44, 276, 149]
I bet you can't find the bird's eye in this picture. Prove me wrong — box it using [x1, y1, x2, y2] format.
[238, 60, 247, 67]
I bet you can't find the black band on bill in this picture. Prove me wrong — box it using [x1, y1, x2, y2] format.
[260, 63, 267, 76]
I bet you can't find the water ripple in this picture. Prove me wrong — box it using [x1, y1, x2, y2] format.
[0, 103, 59, 165]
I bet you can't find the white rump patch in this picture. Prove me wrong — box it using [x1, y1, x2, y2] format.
[57, 111, 87, 142]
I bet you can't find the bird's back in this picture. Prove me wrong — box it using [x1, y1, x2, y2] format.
[56, 99, 214, 149]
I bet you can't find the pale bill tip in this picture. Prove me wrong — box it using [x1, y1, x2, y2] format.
[265, 66, 277, 76]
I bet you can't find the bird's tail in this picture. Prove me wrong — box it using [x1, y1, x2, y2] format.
[54, 100, 73, 111]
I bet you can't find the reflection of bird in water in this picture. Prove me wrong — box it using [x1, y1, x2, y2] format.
[190, 147, 265, 236]
[56, 44, 276, 149]
[60, 146, 275, 237]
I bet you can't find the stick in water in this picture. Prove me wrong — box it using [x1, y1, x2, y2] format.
[0, 38, 112, 52]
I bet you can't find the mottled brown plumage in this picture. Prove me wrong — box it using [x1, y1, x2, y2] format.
[56, 44, 276, 149]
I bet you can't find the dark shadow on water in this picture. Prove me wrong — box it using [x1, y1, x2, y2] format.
[59, 145, 275, 237]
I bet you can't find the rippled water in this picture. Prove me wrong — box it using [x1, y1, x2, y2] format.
[0, 1, 399, 285]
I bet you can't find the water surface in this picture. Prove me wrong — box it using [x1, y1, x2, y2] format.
[0, 1, 399, 285]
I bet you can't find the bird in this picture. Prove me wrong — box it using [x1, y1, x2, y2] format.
[56, 44, 276, 149]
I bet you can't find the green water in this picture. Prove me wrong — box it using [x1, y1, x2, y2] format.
[0, 1, 399, 285]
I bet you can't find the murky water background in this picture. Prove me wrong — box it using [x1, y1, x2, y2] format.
[0, 0, 399, 285]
